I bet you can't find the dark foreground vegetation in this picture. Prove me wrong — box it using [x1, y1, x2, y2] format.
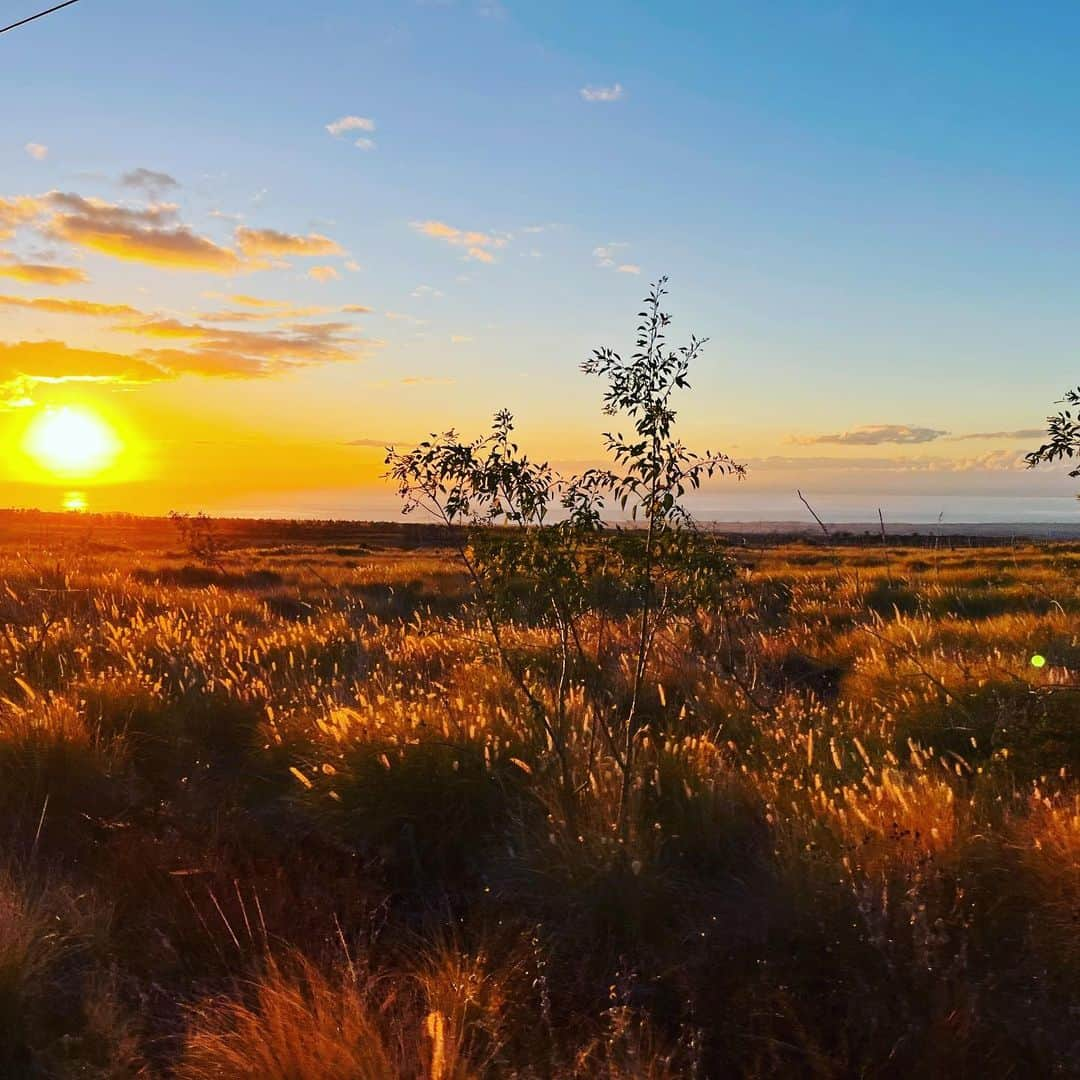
[0, 510, 1076, 1077]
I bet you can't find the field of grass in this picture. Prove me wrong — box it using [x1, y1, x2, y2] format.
[0, 510, 1076, 1077]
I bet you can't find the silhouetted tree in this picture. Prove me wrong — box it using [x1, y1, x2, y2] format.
[385, 278, 744, 834]
[1026, 387, 1080, 480]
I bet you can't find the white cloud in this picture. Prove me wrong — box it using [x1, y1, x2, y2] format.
[616, 263, 640, 274]
[24, 143, 48, 161]
[593, 242, 629, 269]
[580, 83, 624, 103]
[326, 116, 377, 148]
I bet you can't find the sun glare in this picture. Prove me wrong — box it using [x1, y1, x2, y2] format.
[24, 406, 121, 479]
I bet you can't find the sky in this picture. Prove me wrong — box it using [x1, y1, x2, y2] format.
[1, 0, 1078, 521]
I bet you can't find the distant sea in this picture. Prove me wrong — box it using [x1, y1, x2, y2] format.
[210, 490, 1080, 527]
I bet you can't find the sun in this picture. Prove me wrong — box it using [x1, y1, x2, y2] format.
[23, 406, 121, 479]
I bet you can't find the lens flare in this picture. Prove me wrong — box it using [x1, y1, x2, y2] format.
[1031, 654, 1046, 668]
[23, 406, 120, 479]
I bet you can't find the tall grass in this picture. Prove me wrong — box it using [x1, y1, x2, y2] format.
[0, 516, 1075, 1074]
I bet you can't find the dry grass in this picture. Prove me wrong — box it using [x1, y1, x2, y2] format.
[0, 513, 1076, 1075]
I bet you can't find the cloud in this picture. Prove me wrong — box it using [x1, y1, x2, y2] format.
[950, 428, 1045, 441]
[24, 144, 48, 161]
[449, 334, 472, 344]
[326, 116, 377, 149]
[216, 293, 288, 308]
[0, 315, 378, 401]
[197, 303, 335, 322]
[616, 263, 641, 274]
[411, 284, 444, 298]
[120, 168, 179, 196]
[0, 196, 48, 238]
[580, 83, 624, 103]
[345, 437, 400, 447]
[308, 265, 340, 282]
[44, 192, 243, 273]
[747, 451, 1029, 474]
[0, 294, 139, 317]
[795, 424, 949, 446]
[410, 219, 508, 262]
[326, 115, 375, 136]
[340, 304, 372, 313]
[235, 226, 342, 258]
[0, 340, 166, 389]
[0, 261, 88, 286]
[593, 242, 630, 270]
[114, 317, 376, 380]
[400, 376, 455, 385]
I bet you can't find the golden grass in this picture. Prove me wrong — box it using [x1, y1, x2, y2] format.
[0, 516, 1075, 1074]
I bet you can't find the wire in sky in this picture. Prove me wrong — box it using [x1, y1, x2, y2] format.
[0, 0, 81, 36]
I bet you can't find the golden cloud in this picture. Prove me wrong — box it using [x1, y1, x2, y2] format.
[0, 340, 166, 386]
[308, 265, 340, 282]
[0, 262, 88, 286]
[0, 294, 139, 317]
[410, 220, 508, 262]
[0, 196, 45, 238]
[117, 317, 372, 372]
[235, 227, 342, 258]
[44, 192, 244, 273]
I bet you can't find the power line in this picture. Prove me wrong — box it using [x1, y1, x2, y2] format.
[0, 0, 81, 36]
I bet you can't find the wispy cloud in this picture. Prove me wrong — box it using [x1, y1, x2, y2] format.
[748, 451, 1028, 474]
[593, 242, 630, 270]
[326, 115, 377, 149]
[25, 143, 48, 161]
[949, 428, 1045, 441]
[120, 168, 179, 196]
[794, 424, 949, 446]
[111, 317, 376, 379]
[0, 196, 47, 238]
[307, 265, 340, 282]
[410, 219, 509, 263]
[236, 226, 342, 258]
[0, 294, 138, 317]
[580, 83, 624, 103]
[0, 260, 87, 286]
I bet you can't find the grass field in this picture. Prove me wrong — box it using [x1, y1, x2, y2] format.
[0, 510, 1076, 1077]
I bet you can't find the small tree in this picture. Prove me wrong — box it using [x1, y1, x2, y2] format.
[1026, 387, 1080, 480]
[168, 511, 223, 568]
[385, 278, 744, 835]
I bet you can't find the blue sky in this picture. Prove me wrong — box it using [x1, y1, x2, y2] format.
[1, 1, 1078, 516]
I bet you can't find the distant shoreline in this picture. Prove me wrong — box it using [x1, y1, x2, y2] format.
[2, 507, 1079, 544]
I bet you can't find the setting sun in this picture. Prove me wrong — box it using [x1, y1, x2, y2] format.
[23, 406, 120, 479]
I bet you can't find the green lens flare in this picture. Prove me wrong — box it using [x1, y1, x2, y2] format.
[1031, 654, 1046, 668]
